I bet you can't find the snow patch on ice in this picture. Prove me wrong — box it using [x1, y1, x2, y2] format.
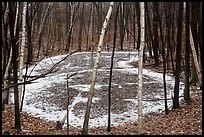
[10, 51, 185, 129]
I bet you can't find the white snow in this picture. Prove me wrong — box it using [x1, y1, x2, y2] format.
[10, 51, 185, 129]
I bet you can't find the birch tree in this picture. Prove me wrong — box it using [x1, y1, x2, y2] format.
[81, 2, 114, 135]
[19, 2, 27, 110]
[137, 2, 145, 135]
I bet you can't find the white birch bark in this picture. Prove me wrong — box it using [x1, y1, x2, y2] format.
[81, 2, 114, 135]
[18, 2, 27, 109]
[189, 26, 202, 87]
[138, 2, 145, 134]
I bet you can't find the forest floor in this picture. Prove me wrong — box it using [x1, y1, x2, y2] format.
[2, 52, 202, 135]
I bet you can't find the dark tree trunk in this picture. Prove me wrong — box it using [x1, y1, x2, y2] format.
[107, 3, 119, 132]
[165, 3, 174, 71]
[6, 69, 11, 105]
[8, 2, 21, 131]
[136, 2, 140, 50]
[78, 3, 84, 51]
[189, 3, 198, 84]
[152, 2, 160, 66]
[26, 2, 33, 64]
[184, 2, 191, 104]
[133, 3, 136, 49]
[199, 3, 202, 89]
[119, 2, 125, 50]
[145, 3, 153, 58]
[155, 2, 168, 114]
[173, 2, 183, 109]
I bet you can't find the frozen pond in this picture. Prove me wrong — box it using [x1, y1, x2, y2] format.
[11, 51, 184, 128]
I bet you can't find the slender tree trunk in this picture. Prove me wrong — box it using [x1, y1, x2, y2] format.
[199, 3, 202, 78]
[138, 2, 145, 135]
[136, 2, 141, 50]
[2, 2, 7, 78]
[36, 2, 53, 58]
[107, 2, 119, 132]
[87, 3, 93, 51]
[152, 2, 160, 66]
[119, 2, 125, 50]
[26, 2, 34, 65]
[66, 74, 70, 135]
[170, 3, 176, 75]
[164, 3, 172, 70]
[189, 26, 202, 88]
[173, 2, 183, 109]
[2, 4, 11, 84]
[145, 3, 153, 58]
[2, 2, 18, 109]
[133, 3, 136, 49]
[189, 3, 198, 84]
[6, 69, 11, 105]
[8, 2, 21, 131]
[19, 2, 27, 110]
[81, 2, 114, 135]
[78, 3, 84, 51]
[184, 2, 191, 104]
[64, 2, 80, 52]
[155, 2, 168, 114]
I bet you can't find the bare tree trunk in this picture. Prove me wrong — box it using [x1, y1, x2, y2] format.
[152, 2, 160, 66]
[189, 26, 202, 88]
[81, 2, 114, 135]
[86, 3, 93, 51]
[2, 2, 18, 98]
[145, 3, 152, 58]
[133, 3, 136, 49]
[138, 2, 145, 135]
[199, 3, 202, 78]
[8, 2, 21, 132]
[119, 2, 125, 50]
[168, 3, 176, 74]
[2, 2, 7, 79]
[184, 2, 191, 104]
[45, 14, 52, 56]
[107, 2, 119, 132]
[36, 2, 53, 58]
[173, 2, 183, 109]
[135, 2, 141, 51]
[78, 3, 84, 51]
[19, 2, 27, 110]
[26, 2, 34, 65]
[3, 4, 11, 84]
[64, 2, 80, 52]
[2, 2, 19, 110]
[158, 3, 168, 114]
[164, 3, 173, 70]
[20, 2, 36, 111]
